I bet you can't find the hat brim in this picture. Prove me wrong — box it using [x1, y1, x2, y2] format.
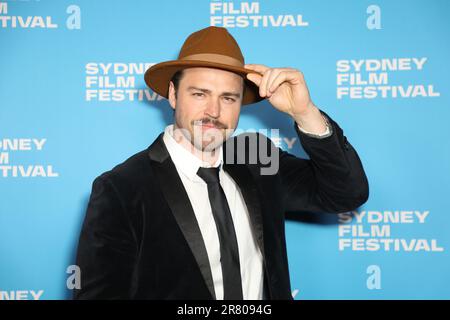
[144, 60, 264, 105]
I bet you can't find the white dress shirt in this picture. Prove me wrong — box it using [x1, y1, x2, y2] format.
[162, 124, 264, 300]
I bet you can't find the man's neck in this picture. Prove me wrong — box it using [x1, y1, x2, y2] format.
[172, 124, 221, 167]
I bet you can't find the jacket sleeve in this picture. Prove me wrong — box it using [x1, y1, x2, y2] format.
[279, 109, 369, 214]
[73, 174, 137, 299]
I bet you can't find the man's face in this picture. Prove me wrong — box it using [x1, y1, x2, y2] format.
[168, 67, 244, 152]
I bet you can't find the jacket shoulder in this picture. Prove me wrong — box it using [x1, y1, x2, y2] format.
[93, 146, 153, 193]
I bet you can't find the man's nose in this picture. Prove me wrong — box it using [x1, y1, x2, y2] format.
[204, 97, 221, 118]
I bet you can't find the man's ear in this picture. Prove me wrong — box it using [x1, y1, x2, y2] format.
[168, 81, 176, 110]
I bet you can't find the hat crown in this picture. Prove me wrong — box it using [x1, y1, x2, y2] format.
[178, 26, 245, 66]
[144, 26, 264, 105]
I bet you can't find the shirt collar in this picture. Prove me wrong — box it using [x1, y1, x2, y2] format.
[162, 124, 223, 182]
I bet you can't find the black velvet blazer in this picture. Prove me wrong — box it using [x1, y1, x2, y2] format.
[73, 110, 369, 300]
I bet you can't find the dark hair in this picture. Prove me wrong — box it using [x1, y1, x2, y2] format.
[170, 69, 185, 99]
[169, 68, 246, 101]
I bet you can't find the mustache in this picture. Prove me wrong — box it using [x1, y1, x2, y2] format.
[192, 118, 227, 129]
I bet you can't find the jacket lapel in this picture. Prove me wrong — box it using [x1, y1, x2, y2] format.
[147, 133, 216, 299]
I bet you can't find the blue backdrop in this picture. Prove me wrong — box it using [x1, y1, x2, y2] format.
[0, 0, 449, 300]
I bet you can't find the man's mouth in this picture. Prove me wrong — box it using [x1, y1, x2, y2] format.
[193, 120, 224, 130]
[202, 123, 217, 129]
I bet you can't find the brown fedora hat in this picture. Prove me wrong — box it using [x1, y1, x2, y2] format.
[144, 26, 264, 105]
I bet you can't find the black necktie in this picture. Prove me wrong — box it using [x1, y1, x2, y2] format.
[197, 166, 244, 300]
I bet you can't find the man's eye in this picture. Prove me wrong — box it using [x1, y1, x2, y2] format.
[193, 93, 204, 97]
[224, 97, 236, 102]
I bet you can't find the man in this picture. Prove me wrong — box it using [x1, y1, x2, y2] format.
[74, 26, 369, 300]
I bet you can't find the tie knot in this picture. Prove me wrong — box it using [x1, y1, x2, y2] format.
[197, 166, 220, 184]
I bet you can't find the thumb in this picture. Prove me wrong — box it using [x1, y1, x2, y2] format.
[246, 73, 262, 86]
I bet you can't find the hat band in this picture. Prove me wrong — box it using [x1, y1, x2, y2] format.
[180, 53, 243, 68]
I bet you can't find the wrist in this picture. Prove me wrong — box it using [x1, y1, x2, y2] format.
[291, 101, 317, 122]
[292, 103, 322, 126]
